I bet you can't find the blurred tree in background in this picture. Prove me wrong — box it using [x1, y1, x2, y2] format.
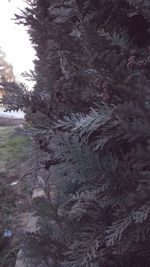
[0, 47, 15, 100]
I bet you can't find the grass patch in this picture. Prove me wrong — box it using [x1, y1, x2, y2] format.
[0, 126, 32, 267]
[0, 127, 31, 171]
[0, 174, 20, 267]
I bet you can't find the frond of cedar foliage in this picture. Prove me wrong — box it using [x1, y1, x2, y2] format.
[54, 104, 114, 134]
[21, 75, 150, 267]
[49, 131, 101, 193]
[0, 82, 31, 112]
[20, 219, 66, 267]
[127, 0, 150, 9]
[8, 1, 150, 267]
[12, 0, 150, 123]
[48, 82, 150, 266]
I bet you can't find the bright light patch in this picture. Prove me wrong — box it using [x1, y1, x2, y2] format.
[0, 0, 35, 88]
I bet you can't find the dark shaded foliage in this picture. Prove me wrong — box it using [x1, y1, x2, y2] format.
[1, 1, 150, 267]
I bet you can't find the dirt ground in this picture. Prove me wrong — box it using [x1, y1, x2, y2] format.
[0, 119, 33, 267]
[0, 116, 24, 127]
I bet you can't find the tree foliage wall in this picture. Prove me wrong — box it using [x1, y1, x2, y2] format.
[2, 0, 150, 266]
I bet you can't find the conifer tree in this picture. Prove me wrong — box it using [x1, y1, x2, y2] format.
[2, 1, 150, 266]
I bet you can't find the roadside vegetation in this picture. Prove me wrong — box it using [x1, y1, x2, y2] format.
[0, 124, 32, 267]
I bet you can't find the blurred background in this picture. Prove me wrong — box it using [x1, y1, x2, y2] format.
[0, 0, 35, 87]
[0, 0, 35, 117]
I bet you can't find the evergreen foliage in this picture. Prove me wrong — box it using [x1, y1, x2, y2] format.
[2, 0, 150, 266]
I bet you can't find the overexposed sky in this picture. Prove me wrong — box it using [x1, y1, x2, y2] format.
[0, 0, 35, 87]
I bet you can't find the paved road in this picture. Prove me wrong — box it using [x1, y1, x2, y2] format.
[0, 107, 25, 119]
